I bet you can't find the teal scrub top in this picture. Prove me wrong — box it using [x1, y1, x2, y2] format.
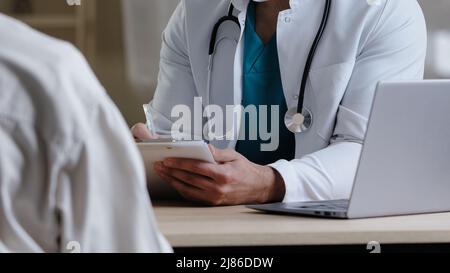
[235, 2, 295, 165]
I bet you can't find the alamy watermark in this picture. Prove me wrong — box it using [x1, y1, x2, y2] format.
[169, 97, 280, 152]
[66, 241, 81, 253]
[367, 241, 382, 253]
[66, 0, 81, 6]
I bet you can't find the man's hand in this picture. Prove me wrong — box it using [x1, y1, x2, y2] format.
[153, 145, 286, 206]
[131, 123, 159, 141]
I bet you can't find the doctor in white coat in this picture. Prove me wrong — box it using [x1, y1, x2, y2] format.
[132, 0, 426, 205]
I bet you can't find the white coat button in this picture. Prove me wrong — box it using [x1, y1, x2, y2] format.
[293, 95, 299, 100]
[284, 17, 291, 23]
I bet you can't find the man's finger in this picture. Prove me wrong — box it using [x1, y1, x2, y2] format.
[163, 168, 216, 191]
[157, 172, 211, 203]
[131, 123, 158, 140]
[163, 158, 220, 179]
[209, 146, 241, 163]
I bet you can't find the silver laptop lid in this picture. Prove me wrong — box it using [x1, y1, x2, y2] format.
[347, 81, 450, 218]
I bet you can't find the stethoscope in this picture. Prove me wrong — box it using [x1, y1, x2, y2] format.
[208, 0, 332, 134]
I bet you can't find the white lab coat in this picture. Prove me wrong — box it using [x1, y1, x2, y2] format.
[148, 0, 427, 202]
[0, 14, 171, 253]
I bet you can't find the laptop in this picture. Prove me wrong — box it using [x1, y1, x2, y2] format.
[247, 81, 450, 219]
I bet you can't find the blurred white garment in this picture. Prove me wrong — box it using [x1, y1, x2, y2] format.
[122, 0, 179, 93]
[0, 14, 171, 253]
[418, 0, 450, 78]
[429, 31, 450, 77]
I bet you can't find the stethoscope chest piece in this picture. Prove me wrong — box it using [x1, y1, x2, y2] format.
[284, 107, 313, 133]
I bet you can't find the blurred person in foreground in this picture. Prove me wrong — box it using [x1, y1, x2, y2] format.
[0, 13, 171, 253]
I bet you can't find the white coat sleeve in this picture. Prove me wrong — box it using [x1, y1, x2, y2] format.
[147, 2, 199, 136]
[271, 0, 427, 202]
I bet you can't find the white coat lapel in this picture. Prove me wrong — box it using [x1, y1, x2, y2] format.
[231, 0, 249, 12]
[221, 1, 248, 149]
[277, 0, 326, 110]
[230, 0, 248, 107]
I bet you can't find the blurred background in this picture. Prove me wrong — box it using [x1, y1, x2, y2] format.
[0, 0, 449, 126]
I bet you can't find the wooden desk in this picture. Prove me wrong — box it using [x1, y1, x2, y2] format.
[154, 202, 450, 249]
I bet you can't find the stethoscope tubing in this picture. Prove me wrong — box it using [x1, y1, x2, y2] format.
[297, 0, 332, 115]
[209, 4, 241, 55]
[208, 0, 332, 134]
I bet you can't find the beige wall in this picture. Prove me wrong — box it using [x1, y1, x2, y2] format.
[0, 0, 154, 127]
[94, 0, 151, 127]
